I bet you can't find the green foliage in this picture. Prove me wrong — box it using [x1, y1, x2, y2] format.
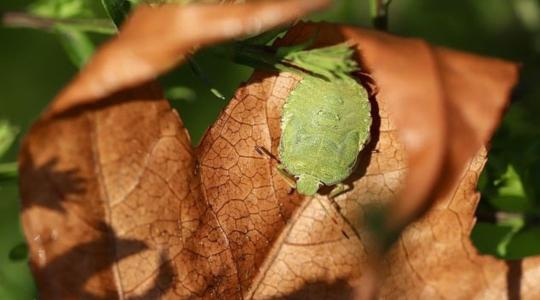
[101, 0, 131, 28]
[165, 86, 196, 102]
[473, 78, 540, 258]
[0, 121, 18, 158]
[0, 162, 17, 183]
[19, 0, 115, 68]
[282, 43, 359, 78]
[54, 24, 95, 67]
[29, 0, 94, 19]
[0, 120, 18, 182]
[217, 38, 359, 81]
[472, 221, 522, 258]
[486, 164, 533, 212]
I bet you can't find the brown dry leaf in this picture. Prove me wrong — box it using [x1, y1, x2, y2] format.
[17, 4, 540, 300]
[46, 0, 330, 116]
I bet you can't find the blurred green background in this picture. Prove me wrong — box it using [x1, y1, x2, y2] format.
[1, 0, 539, 298]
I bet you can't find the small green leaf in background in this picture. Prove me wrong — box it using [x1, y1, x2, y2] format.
[505, 226, 540, 259]
[473, 89, 540, 259]
[489, 164, 532, 212]
[165, 86, 196, 103]
[0, 120, 18, 183]
[22, 0, 118, 68]
[0, 120, 18, 158]
[29, 0, 94, 19]
[0, 162, 18, 183]
[54, 24, 95, 67]
[471, 215, 524, 258]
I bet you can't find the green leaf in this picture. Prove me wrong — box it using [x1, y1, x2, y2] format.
[54, 24, 95, 68]
[471, 217, 524, 258]
[29, 0, 94, 19]
[506, 226, 540, 259]
[0, 121, 18, 159]
[165, 86, 196, 103]
[0, 162, 18, 183]
[488, 164, 533, 212]
[101, 0, 132, 28]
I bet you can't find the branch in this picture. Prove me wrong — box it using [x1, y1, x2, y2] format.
[1, 11, 116, 34]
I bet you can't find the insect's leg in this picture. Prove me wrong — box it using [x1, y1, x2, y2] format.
[328, 183, 353, 238]
[315, 197, 350, 239]
[276, 165, 297, 193]
[328, 183, 353, 199]
[254, 146, 296, 193]
[254, 146, 280, 163]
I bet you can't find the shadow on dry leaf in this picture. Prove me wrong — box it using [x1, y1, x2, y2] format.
[267, 279, 356, 300]
[19, 155, 86, 213]
[32, 222, 149, 299]
[17, 1, 540, 299]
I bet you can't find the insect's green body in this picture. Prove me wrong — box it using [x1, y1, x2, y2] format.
[278, 75, 371, 196]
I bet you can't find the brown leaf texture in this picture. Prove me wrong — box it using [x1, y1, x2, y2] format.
[17, 5, 540, 300]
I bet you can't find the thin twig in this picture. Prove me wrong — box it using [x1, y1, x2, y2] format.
[370, 0, 392, 31]
[1, 11, 116, 34]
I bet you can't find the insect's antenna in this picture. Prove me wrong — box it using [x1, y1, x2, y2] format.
[315, 197, 350, 239]
[255, 146, 281, 163]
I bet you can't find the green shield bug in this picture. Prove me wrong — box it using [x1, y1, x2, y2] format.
[258, 43, 372, 198]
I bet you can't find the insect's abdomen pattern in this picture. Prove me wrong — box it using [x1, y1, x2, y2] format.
[279, 75, 371, 186]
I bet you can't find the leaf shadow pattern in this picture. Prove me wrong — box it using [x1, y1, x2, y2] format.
[34, 222, 148, 299]
[126, 253, 177, 300]
[76, 253, 176, 300]
[19, 153, 86, 213]
[269, 279, 356, 300]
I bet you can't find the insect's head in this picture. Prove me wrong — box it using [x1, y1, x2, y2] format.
[296, 174, 322, 196]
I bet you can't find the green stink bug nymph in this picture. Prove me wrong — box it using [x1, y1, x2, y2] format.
[268, 42, 372, 198]
[279, 72, 371, 196]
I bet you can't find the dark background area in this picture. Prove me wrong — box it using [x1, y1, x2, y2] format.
[1, 0, 539, 298]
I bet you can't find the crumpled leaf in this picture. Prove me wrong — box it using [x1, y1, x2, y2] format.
[18, 3, 540, 300]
